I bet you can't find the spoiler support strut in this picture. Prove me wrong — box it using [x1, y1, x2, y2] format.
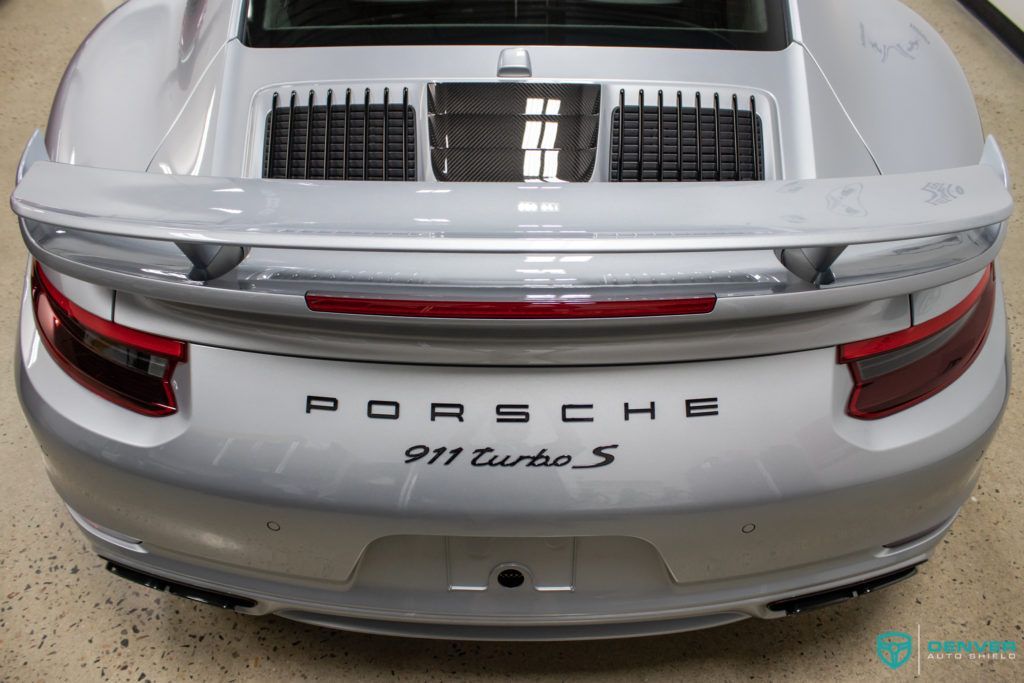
[775, 246, 846, 286]
[176, 243, 249, 281]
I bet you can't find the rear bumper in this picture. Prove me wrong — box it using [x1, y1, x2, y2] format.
[92, 548, 931, 640]
[15, 281, 1010, 639]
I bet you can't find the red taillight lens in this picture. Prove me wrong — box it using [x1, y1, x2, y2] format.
[31, 263, 187, 416]
[838, 265, 996, 420]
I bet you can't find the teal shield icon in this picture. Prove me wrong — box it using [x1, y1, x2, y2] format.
[877, 631, 913, 670]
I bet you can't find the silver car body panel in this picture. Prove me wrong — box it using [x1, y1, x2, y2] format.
[10, 0, 1014, 638]
[44, 1, 986, 182]
[16, 273, 1009, 637]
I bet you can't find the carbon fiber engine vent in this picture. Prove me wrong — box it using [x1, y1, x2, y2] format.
[610, 90, 765, 182]
[428, 83, 601, 182]
[263, 89, 416, 181]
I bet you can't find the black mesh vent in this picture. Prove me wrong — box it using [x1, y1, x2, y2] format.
[610, 90, 764, 182]
[263, 89, 416, 181]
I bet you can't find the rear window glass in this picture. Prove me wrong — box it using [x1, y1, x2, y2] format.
[244, 0, 790, 51]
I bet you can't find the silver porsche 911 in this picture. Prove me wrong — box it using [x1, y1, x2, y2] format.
[10, 0, 1014, 640]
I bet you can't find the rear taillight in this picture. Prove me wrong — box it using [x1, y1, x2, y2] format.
[838, 265, 996, 420]
[31, 263, 187, 416]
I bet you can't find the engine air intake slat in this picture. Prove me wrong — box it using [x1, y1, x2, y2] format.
[263, 88, 416, 181]
[610, 90, 765, 182]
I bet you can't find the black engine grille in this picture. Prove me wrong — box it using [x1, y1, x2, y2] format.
[610, 90, 764, 182]
[263, 89, 416, 181]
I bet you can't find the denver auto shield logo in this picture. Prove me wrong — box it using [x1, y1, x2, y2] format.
[877, 631, 914, 670]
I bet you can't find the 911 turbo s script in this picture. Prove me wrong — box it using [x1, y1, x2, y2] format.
[404, 444, 620, 470]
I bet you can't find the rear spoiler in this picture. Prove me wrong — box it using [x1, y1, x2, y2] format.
[10, 130, 1013, 317]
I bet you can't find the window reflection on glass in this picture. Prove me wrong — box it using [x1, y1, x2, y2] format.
[246, 1, 786, 51]
[522, 98, 562, 182]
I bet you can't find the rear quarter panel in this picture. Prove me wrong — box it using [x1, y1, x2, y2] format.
[793, 0, 984, 173]
[44, 0, 240, 171]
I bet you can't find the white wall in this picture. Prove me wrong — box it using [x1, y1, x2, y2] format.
[991, 0, 1024, 28]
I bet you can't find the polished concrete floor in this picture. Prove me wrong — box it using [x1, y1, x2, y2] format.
[1, 1, 1023, 681]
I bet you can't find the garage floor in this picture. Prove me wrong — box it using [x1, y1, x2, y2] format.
[2, 1, 1023, 680]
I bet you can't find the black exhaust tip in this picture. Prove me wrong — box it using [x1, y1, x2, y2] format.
[104, 559, 257, 610]
[767, 564, 922, 615]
